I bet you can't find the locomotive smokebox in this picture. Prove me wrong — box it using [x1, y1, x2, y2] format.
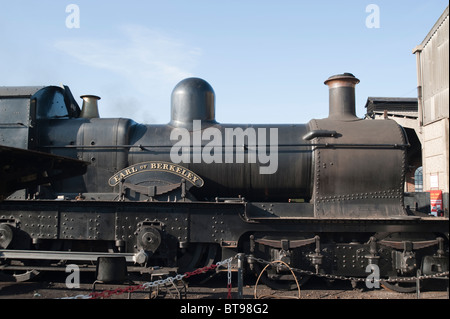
[80, 95, 101, 119]
[170, 77, 216, 129]
[324, 73, 360, 121]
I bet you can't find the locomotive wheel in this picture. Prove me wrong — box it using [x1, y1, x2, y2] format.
[381, 281, 416, 293]
[177, 243, 218, 273]
[177, 243, 205, 272]
[253, 262, 310, 290]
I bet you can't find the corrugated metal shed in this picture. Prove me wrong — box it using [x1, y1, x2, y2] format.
[413, 6, 449, 125]
[412, 5, 449, 206]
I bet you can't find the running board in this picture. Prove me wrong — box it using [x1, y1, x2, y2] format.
[0, 249, 135, 262]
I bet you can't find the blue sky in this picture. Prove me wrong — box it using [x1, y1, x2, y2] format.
[0, 1, 448, 124]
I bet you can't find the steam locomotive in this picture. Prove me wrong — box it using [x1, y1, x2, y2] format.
[0, 73, 448, 291]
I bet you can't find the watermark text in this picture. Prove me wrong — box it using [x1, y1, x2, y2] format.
[365, 4, 380, 29]
[170, 120, 278, 174]
[65, 4, 80, 29]
[365, 264, 380, 289]
[65, 264, 80, 288]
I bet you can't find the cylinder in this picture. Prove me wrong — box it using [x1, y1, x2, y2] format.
[129, 123, 313, 202]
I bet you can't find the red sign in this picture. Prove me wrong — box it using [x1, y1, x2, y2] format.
[429, 190, 443, 216]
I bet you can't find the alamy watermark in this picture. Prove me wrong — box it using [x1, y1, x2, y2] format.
[65, 4, 80, 29]
[170, 120, 278, 175]
[65, 264, 80, 289]
[365, 4, 380, 29]
[365, 264, 381, 289]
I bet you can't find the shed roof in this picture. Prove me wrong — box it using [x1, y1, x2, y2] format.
[365, 97, 418, 114]
[413, 5, 449, 53]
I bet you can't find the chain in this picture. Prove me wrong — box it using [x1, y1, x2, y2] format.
[227, 258, 232, 299]
[60, 254, 448, 299]
[247, 256, 449, 283]
[60, 256, 235, 299]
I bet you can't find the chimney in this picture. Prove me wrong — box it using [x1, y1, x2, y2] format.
[80, 95, 101, 119]
[324, 73, 360, 120]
